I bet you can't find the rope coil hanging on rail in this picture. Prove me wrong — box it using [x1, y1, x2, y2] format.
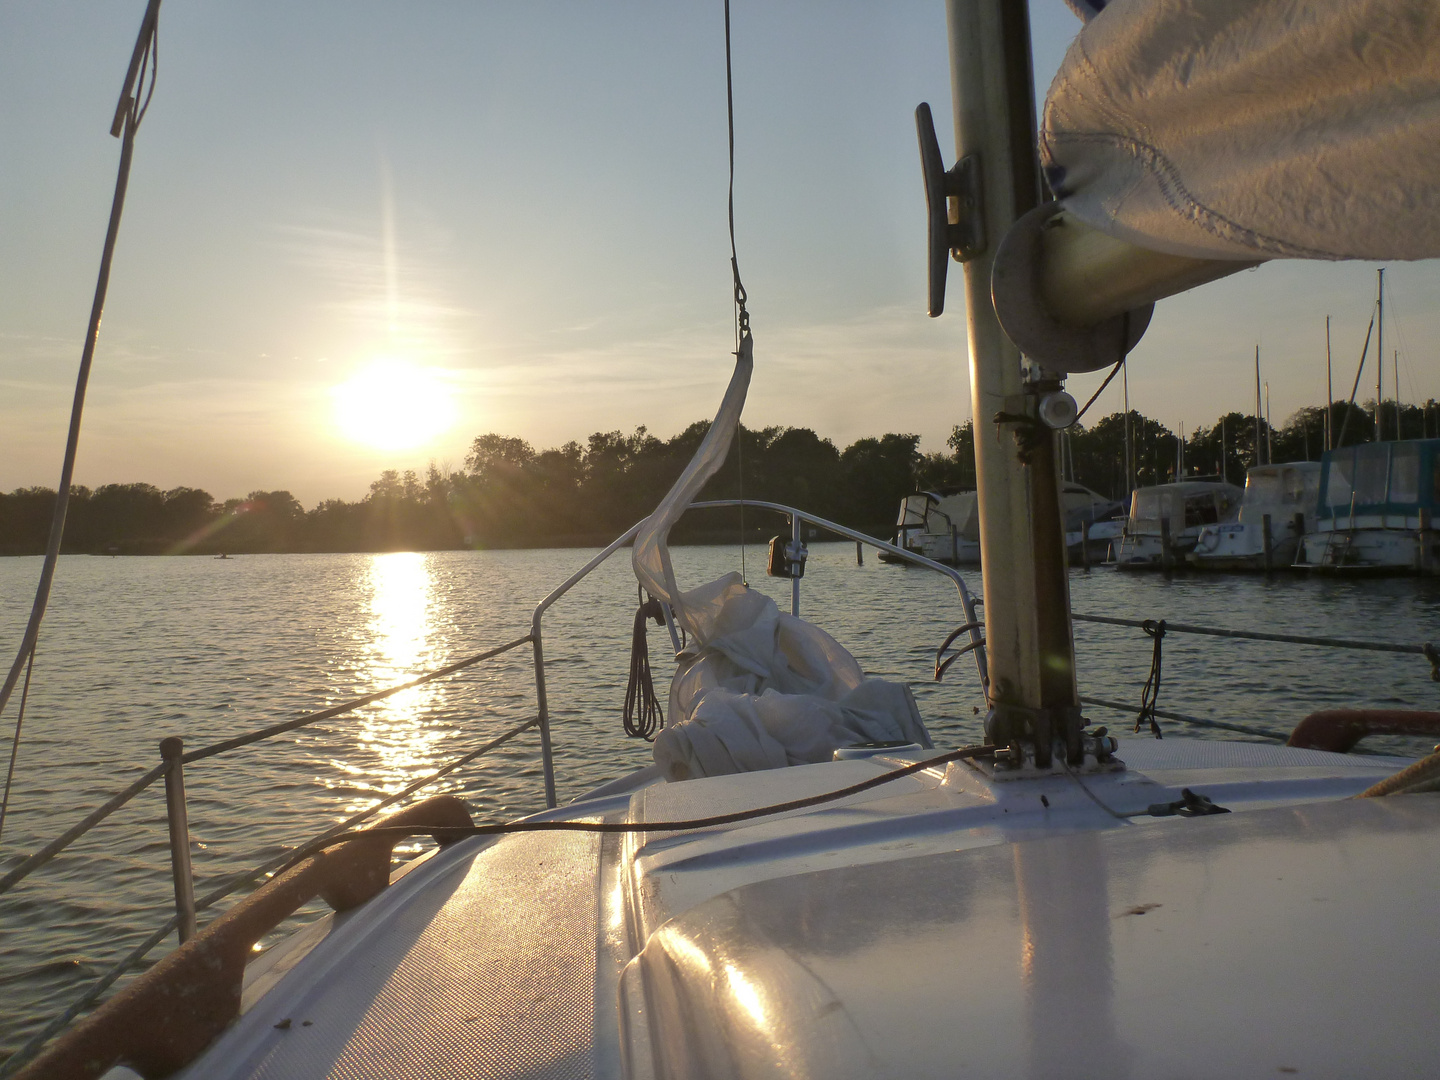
[623, 595, 666, 741]
[1134, 619, 1165, 738]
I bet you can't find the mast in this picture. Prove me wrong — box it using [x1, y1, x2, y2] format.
[1325, 315, 1333, 450]
[1123, 360, 1132, 493]
[1377, 267, 1384, 441]
[1254, 346, 1263, 465]
[946, 0, 1078, 764]
[1394, 349, 1401, 439]
[1264, 381, 1272, 463]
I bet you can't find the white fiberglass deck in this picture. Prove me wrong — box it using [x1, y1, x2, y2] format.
[178, 738, 1435, 1080]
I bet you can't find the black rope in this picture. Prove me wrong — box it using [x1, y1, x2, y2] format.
[1135, 619, 1166, 738]
[723, 0, 749, 341]
[1074, 355, 1125, 425]
[623, 595, 666, 741]
[723, 0, 750, 584]
[274, 745, 998, 872]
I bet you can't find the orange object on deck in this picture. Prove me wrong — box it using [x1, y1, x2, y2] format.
[1287, 710, 1440, 754]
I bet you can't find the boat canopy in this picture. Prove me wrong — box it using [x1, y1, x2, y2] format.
[1042, 0, 1440, 262]
[1129, 481, 1242, 533]
[895, 492, 937, 529]
[1318, 440, 1440, 520]
[1238, 463, 1322, 524]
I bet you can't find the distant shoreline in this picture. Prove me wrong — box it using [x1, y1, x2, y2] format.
[0, 526, 877, 559]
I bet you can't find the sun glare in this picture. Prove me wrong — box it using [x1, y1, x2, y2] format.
[333, 360, 456, 451]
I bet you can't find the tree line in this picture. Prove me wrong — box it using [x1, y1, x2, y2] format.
[1, 398, 1432, 556]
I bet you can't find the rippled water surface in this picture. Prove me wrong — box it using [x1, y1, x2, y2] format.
[3, 545, 1439, 1057]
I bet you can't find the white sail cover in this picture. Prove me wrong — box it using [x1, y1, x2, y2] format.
[632, 334, 931, 781]
[1042, 0, 1440, 261]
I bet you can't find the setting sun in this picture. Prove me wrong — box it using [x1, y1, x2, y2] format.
[333, 360, 456, 451]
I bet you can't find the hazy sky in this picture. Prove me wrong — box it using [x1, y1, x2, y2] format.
[3, 1, 1437, 504]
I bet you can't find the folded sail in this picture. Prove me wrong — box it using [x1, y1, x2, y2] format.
[632, 334, 931, 780]
[1042, 0, 1440, 261]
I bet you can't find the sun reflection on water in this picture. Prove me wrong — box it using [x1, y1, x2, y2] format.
[336, 552, 448, 812]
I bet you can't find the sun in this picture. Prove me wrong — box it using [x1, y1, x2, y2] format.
[333, 360, 456, 451]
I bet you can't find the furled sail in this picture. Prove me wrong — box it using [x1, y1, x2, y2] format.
[632, 335, 931, 781]
[1042, 0, 1440, 261]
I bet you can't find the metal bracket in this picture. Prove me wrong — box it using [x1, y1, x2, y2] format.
[916, 102, 984, 317]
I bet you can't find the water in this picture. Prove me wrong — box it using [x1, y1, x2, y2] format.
[2, 545, 1439, 1058]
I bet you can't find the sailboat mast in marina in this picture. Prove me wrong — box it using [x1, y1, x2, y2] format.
[1378, 267, 1385, 440]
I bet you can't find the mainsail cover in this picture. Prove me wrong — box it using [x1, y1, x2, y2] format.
[632, 334, 930, 781]
[1042, 0, 1440, 261]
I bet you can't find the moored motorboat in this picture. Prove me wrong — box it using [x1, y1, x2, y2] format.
[1189, 461, 1321, 571]
[1111, 479, 1242, 569]
[885, 483, 1116, 567]
[878, 488, 980, 565]
[1295, 439, 1440, 575]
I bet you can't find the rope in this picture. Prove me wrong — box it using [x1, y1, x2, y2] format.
[1356, 748, 1440, 797]
[623, 595, 665, 740]
[0, 1, 161, 831]
[723, 0, 750, 584]
[1072, 612, 1432, 661]
[270, 745, 997, 872]
[723, 0, 748, 341]
[0, 644, 36, 842]
[1079, 696, 1281, 742]
[1073, 355, 1125, 426]
[1135, 619, 1165, 738]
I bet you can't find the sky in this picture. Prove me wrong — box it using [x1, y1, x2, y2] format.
[2, 1, 1437, 505]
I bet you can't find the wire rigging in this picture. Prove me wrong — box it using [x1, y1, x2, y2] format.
[0, 1, 162, 843]
[723, 0, 751, 584]
[1336, 310, 1376, 449]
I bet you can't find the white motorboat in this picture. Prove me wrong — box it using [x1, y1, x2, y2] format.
[1111, 479, 1243, 569]
[881, 488, 982, 565]
[887, 483, 1116, 567]
[1189, 462, 1322, 571]
[1295, 439, 1440, 575]
[7, 1, 1440, 1079]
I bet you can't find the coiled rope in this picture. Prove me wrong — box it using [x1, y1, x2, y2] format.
[0, 0, 161, 842]
[1135, 619, 1165, 738]
[623, 596, 666, 741]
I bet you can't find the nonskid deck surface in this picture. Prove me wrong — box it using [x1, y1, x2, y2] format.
[176, 738, 1417, 1079]
[181, 832, 601, 1080]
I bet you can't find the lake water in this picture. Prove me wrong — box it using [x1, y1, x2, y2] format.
[3, 544, 1439, 1058]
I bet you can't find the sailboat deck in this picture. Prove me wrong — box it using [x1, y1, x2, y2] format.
[159, 737, 1431, 1080]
